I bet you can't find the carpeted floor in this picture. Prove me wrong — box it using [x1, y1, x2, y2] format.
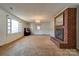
[0, 35, 79, 56]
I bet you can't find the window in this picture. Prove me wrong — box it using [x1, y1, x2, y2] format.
[12, 20, 19, 33]
[8, 18, 11, 34]
[18, 23, 22, 32]
[8, 18, 22, 34]
[37, 25, 40, 30]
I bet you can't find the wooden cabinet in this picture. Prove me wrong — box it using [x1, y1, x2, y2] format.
[52, 8, 76, 48]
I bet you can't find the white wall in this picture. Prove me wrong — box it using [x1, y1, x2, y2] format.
[0, 8, 28, 46]
[30, 20, 55, 36]
[77, 7, 79, 49]
[0, 9, 7, 46]
[50, 19, 55, 37]
[31, 22, 50, 35]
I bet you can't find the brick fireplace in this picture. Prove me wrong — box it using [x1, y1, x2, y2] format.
[51, 8, 76, 48]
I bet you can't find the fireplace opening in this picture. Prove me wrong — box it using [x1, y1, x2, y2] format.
[55, 28, 64, 41]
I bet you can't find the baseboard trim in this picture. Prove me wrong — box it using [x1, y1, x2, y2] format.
[0, 36, 24, 47]
[31, 34, 50, 36]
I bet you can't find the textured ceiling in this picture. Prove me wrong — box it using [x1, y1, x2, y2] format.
[0, 3, 78, 22]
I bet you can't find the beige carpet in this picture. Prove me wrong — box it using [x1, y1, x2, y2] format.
[0, 35, 79, 56]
